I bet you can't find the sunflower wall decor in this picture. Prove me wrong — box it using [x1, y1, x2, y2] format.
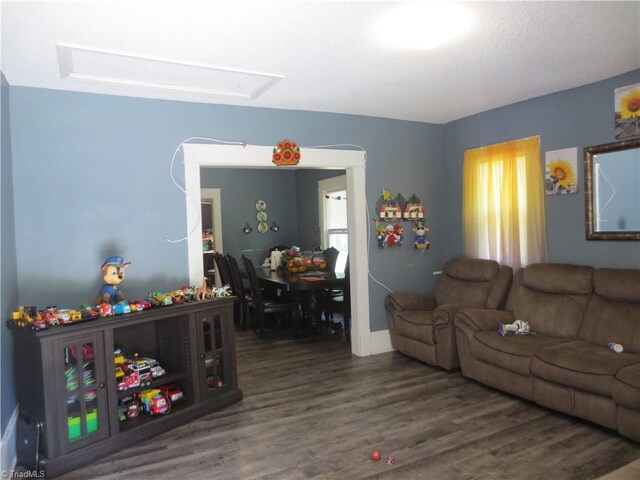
[615, 83, 640, 139]
[545, 147, 578, 195]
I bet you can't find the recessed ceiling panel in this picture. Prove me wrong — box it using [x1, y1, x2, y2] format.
[56, 43, 284, 99]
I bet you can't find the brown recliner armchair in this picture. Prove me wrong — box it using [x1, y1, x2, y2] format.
[385, 256, 512, 370]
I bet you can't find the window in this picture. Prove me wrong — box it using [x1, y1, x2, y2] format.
[463, 135, 547, 270]
[318, 175, 348, 273]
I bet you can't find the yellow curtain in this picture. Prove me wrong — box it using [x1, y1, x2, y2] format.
[463, 135, 547, 270]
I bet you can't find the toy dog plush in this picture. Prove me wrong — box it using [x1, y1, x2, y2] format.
[498, 319, 531, 336]
[413, 223, 430, 250]
[97, 256, 131, 304]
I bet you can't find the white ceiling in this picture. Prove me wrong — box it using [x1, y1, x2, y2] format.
[2, 1, 639, 124]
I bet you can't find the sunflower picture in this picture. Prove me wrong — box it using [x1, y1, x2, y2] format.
[615, 83, 640, 139]
[545, 147, 578, 195]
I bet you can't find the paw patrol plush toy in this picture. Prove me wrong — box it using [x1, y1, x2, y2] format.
[97, 256, 131, 304]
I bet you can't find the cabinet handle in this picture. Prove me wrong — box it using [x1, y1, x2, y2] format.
[100, 382, 105, 389]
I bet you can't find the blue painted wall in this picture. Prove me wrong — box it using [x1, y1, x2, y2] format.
[9, 87, 445, 330]
[4, 72, 640, 444]
[1, 72, 18, 434]
[200, 168, 345, 268]
[443, 69, 640, 269]
[200, 168, 299, 266]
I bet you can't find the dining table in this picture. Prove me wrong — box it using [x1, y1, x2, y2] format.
[254, 267, 346, 330]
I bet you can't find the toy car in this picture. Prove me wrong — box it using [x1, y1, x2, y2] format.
[31, 319, 48, 331]
[135, 299, 153, 310]
[80, 304, 100, 319]
[98, 303, 113, 317]
[139, 389, 170, 415]
[41, 306, 59, 325]
[114, 349, 126, 366]
[56, 309, 72, 324]
[117, 370, 140, 391]
[112, 301, 132, 315]
[126, 361, 152, 386]
[119, 395, 141, 419]
[129, 299, 150, 311]
[141, 357, 166, 379]
[160, 384, 184, 404]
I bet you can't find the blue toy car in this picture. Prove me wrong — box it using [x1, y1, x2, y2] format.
[113, 301, 132, 315]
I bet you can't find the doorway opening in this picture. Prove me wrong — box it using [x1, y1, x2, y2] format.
[182, 143, 371, 357]
[201, 188, 222, 287]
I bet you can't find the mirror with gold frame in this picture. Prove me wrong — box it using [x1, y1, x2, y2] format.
[584, 138, 640, 240]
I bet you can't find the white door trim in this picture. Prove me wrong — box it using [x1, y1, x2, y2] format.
[182, 143, 372, 356]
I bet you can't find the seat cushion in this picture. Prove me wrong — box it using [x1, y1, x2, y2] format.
[470, 331, 569, 376]
[613, 363, 640, 409]
[531, 341, 640, 397]
[395, 310, 435, 345]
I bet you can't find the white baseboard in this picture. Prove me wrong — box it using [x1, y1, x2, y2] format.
[1, 405, 18, 474]
[371, 329, 394, 355]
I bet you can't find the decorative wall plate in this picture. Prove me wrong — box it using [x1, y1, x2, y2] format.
[255, 200, 267, 211]
[256, 211, 268, 222]
[257, 222, 269, 234]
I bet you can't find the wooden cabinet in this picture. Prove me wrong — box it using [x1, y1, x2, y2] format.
[11, 299, 242, 478]
[52, 332, 110, 455]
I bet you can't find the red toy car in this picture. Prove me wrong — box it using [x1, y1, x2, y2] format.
[98, 303, 113, 317]
[117, 370, 140, 391]
[131, 299, 152, 311]
[139, 389, 171, 416]
[160, 384, 184, 404]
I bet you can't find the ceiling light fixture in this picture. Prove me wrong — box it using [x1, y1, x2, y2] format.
[377, 3, 474, 50]
[56, 43, 283, 99]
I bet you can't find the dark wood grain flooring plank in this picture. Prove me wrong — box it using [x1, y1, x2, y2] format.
[59, 330, 640, 480]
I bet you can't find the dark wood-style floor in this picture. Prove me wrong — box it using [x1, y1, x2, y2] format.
[61, 326, 639, 480]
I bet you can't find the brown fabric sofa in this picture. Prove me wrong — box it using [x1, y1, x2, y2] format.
[454, 263, 640, 441]
[385, 256, 512, 370]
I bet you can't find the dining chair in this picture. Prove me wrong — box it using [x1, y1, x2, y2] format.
[241, 255, 302, 337]
[226, 253, 252, 330]
[322, 257, 350, 340]
[322, 247, 340, 273]
[213, 253, 239, 325]
[213, 253, 234, 289]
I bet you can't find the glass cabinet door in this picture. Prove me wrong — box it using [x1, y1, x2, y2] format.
[54, 333, 109, 453]
[197, 312, 228, 398]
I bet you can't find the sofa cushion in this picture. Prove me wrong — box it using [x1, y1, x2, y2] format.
[594, 268, 640, 304]
[578, 269, 640, 353]
[395, 311, 435, 345]
[521, 263, 594, 294]
[612, 364, 640, 410]
[508, 264, 593, 339]
[435, 257, 499, 306]
[531, 341, 640, 397]
[471, 331, 570, 376]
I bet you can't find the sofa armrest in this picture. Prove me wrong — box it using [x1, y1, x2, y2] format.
[454, 308, 514, 336]
[385, 293, 437, 314]
[433, 304, 490, 328]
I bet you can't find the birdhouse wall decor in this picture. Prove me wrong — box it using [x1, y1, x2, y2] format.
[272, 139, 301, 166]
[377, 189, 403, 220]
[404, 194, 425, 220]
